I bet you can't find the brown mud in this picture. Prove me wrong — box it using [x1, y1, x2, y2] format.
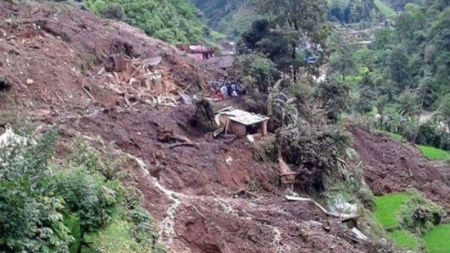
[351, 126, 450, 210]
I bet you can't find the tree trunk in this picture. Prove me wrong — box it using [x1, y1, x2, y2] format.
[77, 228, 85, 253]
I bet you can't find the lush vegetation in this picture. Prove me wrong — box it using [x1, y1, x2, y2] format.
[418, 145, 450, 161]
[374, 193, 412, 228]
[388, 230, 419, 251]
[83, 0, 211, 44]
[383, 0, 423, 11]
[328, 0, 376, 23]
[424, 224, 450, 253]
[0, 130, 161, 253]
[376, 129, 406, 142]
[373, 0, 396, 18]
[374, 192, 445, 251]
[191, 0, 259, 40]
[332, 0, 450, 152]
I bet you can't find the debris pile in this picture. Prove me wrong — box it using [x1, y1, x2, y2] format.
[0, 1, 216, 110]
[97, 56, 180, 107]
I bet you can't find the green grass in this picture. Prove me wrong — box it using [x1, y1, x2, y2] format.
[418, 145, 450, 161]
[376, 130, 406, 143]
[65, 214, 81, 253]
[375, 130, 450, 161]
[85, 212, 147, 253]
[424, 224, 450, 253]
[388, 230, 419, 251]
[374, 193, 412, 228]
[374, 0, 396, 18]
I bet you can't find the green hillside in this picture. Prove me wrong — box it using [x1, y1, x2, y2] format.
[84, 0, 210, 44]
[374, 0, 397, 18]
[191, 0, 259, 40]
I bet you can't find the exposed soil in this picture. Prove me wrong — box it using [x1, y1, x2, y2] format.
[0, 2, 387, 253]
[350, 126, 450, 210]
[66, 105, 370, 253]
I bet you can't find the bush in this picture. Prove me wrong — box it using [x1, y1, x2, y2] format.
[0, 131, 74, 253]
[0, 128, 161, 252]
[416, 121, 450, 150]
[399, 195, 445, 235]
[278, 125, 350, 192]
[100, 4, 126, 21]
[128, 207, 160, 249]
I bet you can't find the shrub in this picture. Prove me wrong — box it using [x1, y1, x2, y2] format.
[56, 169, 117, 252]
[278, 125, 350, 192]
[128, 207, 160, 249]
[0, 131, 74, 253]
[100, 4, 126, 21]
[399, 195, 445, 235]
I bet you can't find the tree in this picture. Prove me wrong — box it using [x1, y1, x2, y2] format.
[0, 131, 73, 253]
[84, 0, 209, 44]
[397, 90, 419, 117]
[239, 19, 291, 70]
[56, 169, 116, 253]
[439, 94, 450, 131]
[315, 77, 350, 122]
[255, 0, 327, 81]
[329, 31, 355, 81]
[387, 47, 411, 89]
[234, 53, 278, 93]
[376, 95, 389, 127]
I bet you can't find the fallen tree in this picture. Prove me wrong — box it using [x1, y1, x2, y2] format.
[285, 195, 359, 220]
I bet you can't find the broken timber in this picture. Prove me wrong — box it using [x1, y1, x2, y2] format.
[285, 195, 359, 220]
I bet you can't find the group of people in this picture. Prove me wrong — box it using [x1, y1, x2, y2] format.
[209, 78, 246, 101]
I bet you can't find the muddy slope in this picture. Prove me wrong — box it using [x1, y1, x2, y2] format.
[0, 1, 213, 113]
[69, 105, 370, 253]
[1, 2, 379, 253]
[351, 126, 450, 209]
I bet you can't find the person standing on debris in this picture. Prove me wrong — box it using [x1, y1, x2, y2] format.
[226, 81, 232, 97]
[236, 82, 242, 97]
[231, 89, 238, 97]
[231, 81, 236, 93]
[220, 83, 228, 97]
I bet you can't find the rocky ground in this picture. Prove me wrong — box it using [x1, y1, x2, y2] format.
[1, 2, 449, 253]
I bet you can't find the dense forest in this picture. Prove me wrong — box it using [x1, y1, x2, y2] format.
[344, 0, 450, 149]
[328, 0, 376, 23]
[83, 0, 215, 44]
[384, 0, 424, 10]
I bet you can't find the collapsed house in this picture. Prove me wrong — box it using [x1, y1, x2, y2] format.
[178, 44, 214, 61]
[206, 55, 235, 71]
[215, 107, 269, 138]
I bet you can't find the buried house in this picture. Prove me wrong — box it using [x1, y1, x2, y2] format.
[215, 107, 269, 138]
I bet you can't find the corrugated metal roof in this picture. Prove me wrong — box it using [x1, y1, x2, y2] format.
[217, 107, 269, 126]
